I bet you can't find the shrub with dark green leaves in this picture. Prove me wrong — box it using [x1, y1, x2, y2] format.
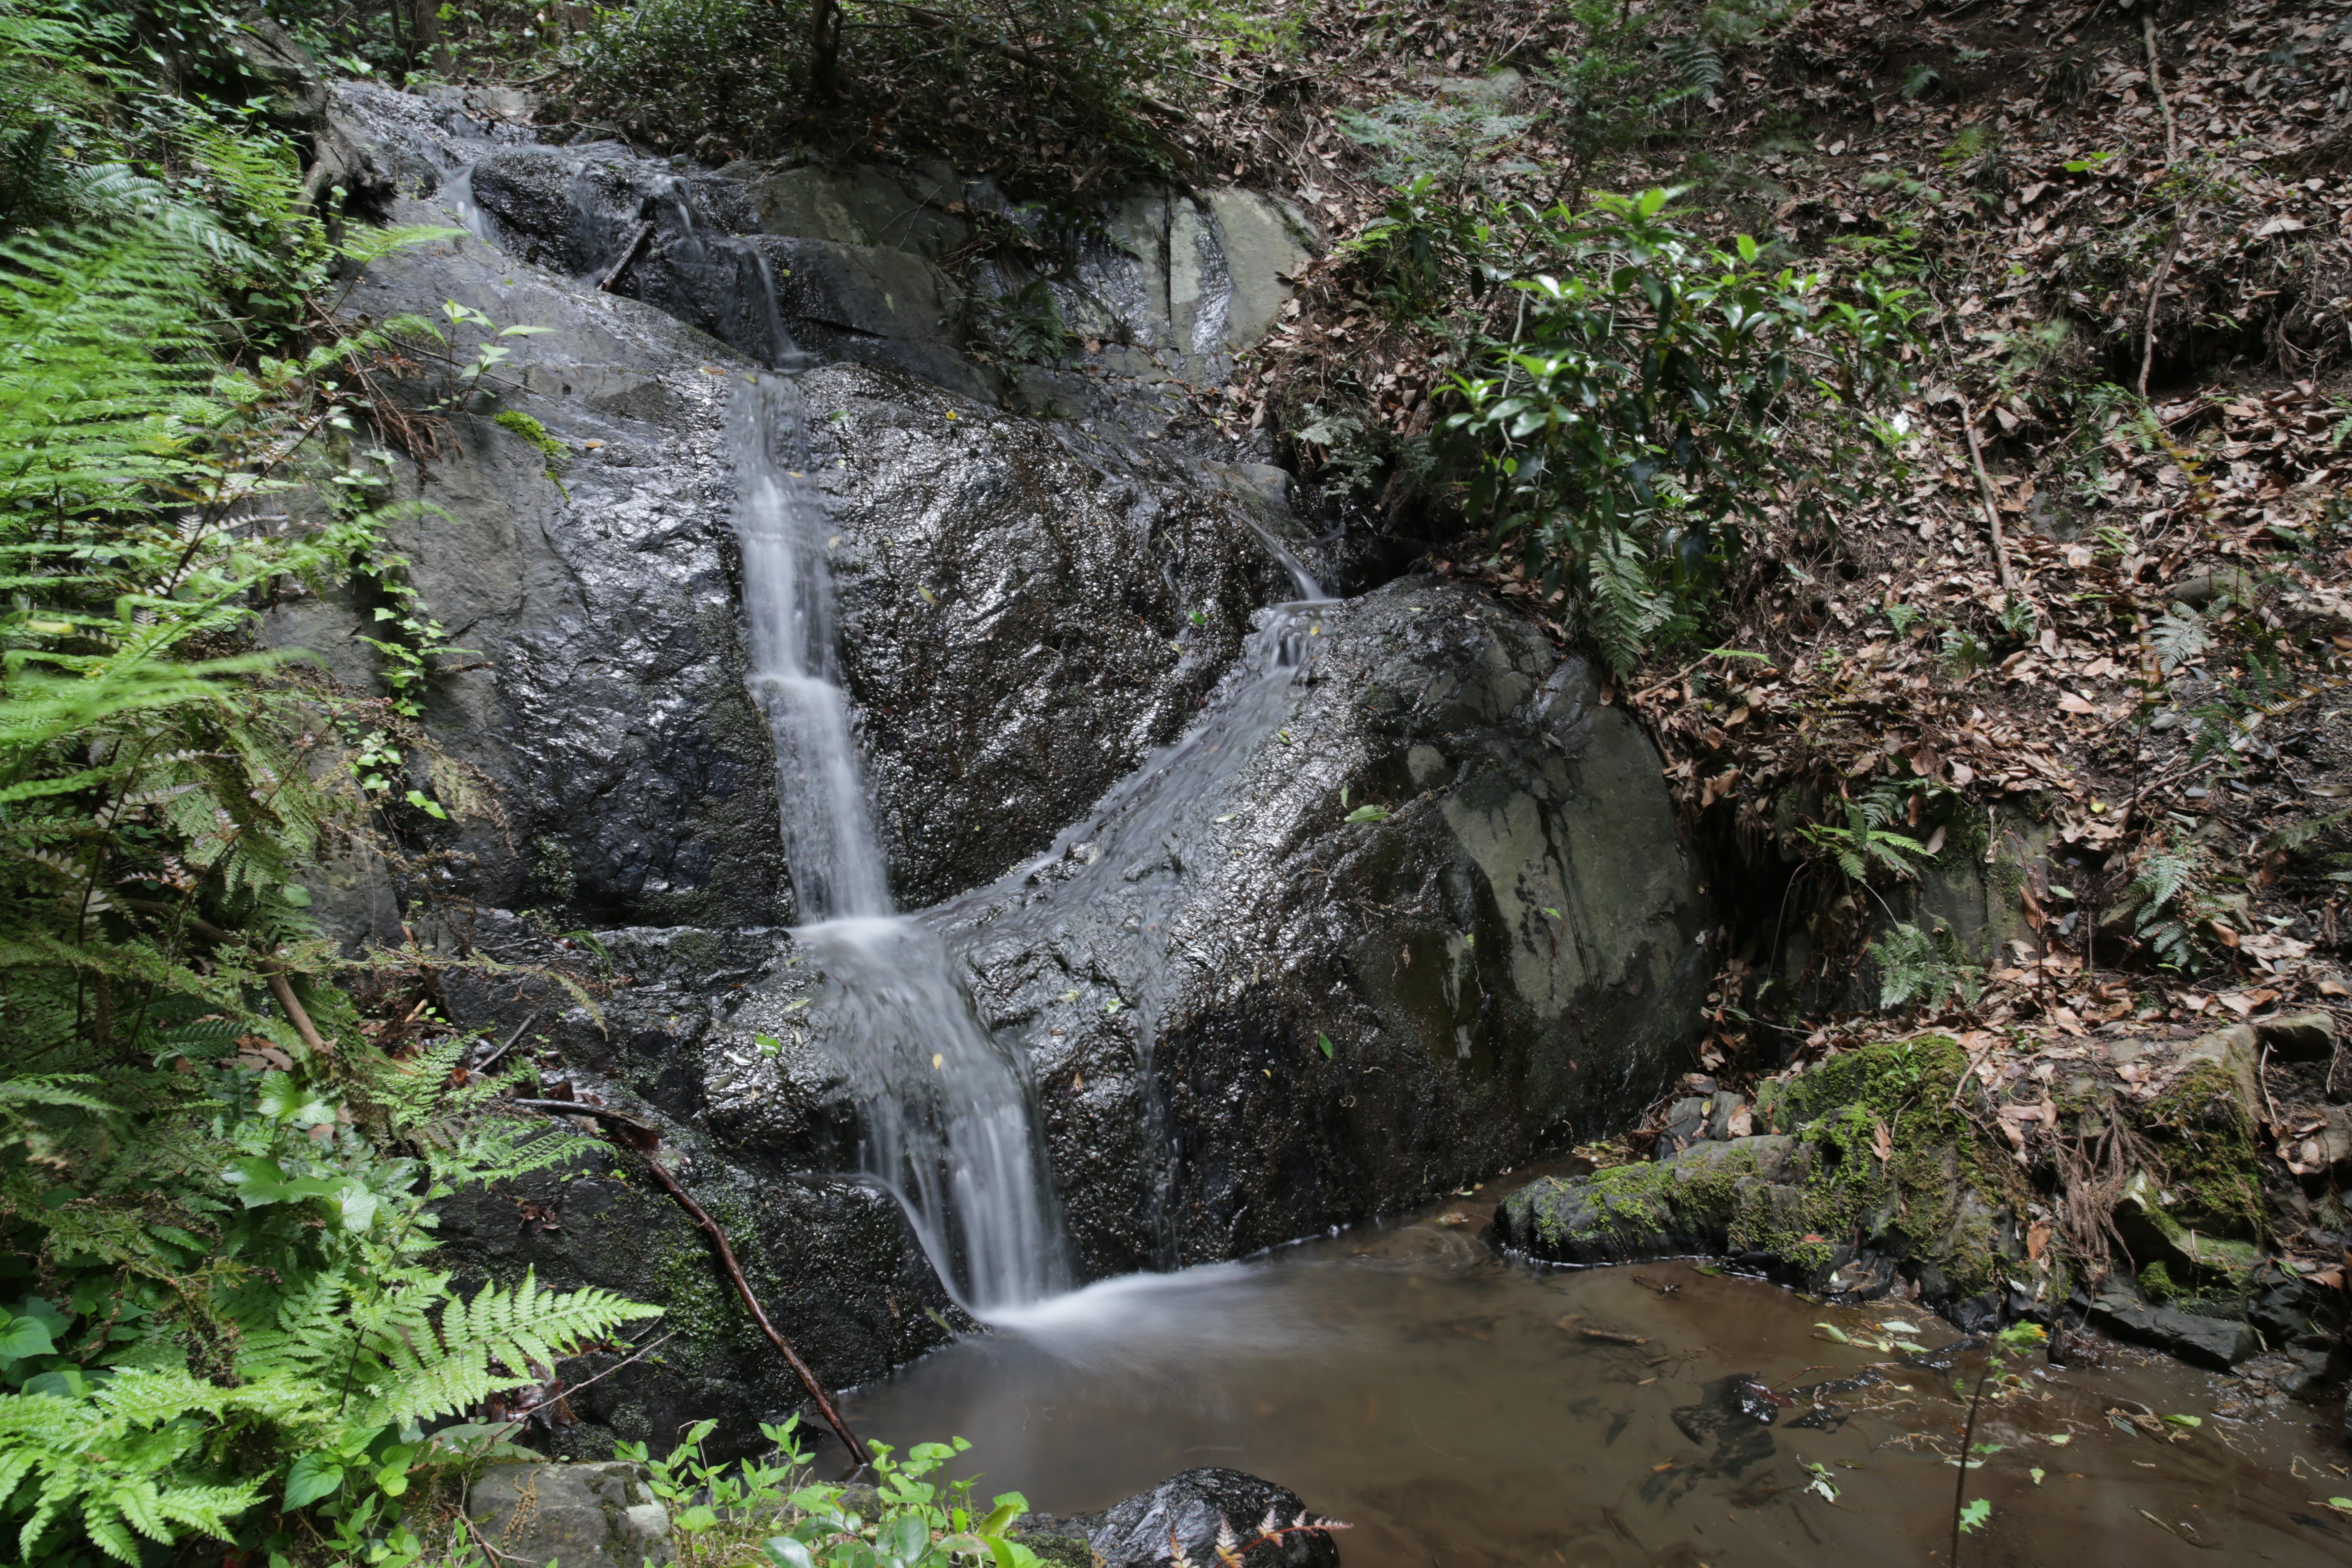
[562, 0, 1191, 183]
[1439, 188, 1922, 677]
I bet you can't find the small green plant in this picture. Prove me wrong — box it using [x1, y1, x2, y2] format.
[1801, 784, 1935, 886]
[1950, 1321, 2050, 1555]
[617, 1417, 1050, 1568]
[1876, 922, 1984, 1011]
[985, 277, 1070, 365]
[493, 408, 570, 493]
[2112, 850, 2204, 971]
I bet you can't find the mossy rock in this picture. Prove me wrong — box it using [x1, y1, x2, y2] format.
[1497, 1037, 2033, 1310]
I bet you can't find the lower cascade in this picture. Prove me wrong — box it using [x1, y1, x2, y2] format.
[731, 371, 1072, 1312]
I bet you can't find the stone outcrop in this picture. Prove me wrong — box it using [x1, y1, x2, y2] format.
[937, 577, 1704, 1275]
[1495, 1026, 2345, 1378]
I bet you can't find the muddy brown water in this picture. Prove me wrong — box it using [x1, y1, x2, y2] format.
[836, 1185, 2348, 1566]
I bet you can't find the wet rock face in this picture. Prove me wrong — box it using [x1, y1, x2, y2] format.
[924, 577, 1709, 1276]
[429, 925, 964, 1462]
[462, 146, 993, 397]
[796, 363, 1306, 907]
[273, 207, 790, 934]
[294, 170, 1308, 931]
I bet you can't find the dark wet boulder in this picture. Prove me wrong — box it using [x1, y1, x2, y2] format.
[296, 177, 1307, 935]
[2088, 1288, 2261, 1370]
[272, 205, 791, 936]
[797, 363, 1308, 907]
[910, 576, 1709, 1276]
[432, 1069, 965, 1464]
[1030, 1468, 1342, 1568]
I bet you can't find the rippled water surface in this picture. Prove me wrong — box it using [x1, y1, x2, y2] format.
[839, 1185, 2346, 1567]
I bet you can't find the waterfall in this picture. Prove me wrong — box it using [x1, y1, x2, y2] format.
[730, 376, 1072, 1313]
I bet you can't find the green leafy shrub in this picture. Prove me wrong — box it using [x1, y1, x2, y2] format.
[1442, 189, 1921, 676]
[564, 0, 1193, 184]
[618, 1416, 1045, 1567]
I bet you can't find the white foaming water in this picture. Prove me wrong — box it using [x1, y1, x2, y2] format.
[731, 378, 1069, 1313]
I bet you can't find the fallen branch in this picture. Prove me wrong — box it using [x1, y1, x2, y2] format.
[120, 900, 332, 1055]
[2144, 11, 2179, 166]
[2138, 215, 2188, 401]
[598, 220, 653, 292]
[503, 1098, 873, 1464]
[1953, 402, 2018, 592]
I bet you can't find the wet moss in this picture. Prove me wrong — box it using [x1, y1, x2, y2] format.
[494, 409, 570, 493]
[2144, 1062, 2264, 1237]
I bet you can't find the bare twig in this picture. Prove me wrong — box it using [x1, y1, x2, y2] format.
[598, 220, 654, 291]
[2138, 215, 2188, 400]
[475, 1011, 541, 1075]
[1953, 402, 2018, 592]
[2144, 11, 2179, 166]
[469, 1328, 680, 1437]
[635, 1155, 875, 1467]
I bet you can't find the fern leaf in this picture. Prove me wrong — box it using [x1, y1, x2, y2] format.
[2149, 609, 2209, 674]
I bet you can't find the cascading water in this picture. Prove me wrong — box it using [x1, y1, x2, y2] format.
[730, 374, 1071, 1313]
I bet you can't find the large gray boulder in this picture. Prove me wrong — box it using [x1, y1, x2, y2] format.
[273, 205, 790, 935]
[850, 577, 1699, 1275]
[703, 581, 1708, 1278]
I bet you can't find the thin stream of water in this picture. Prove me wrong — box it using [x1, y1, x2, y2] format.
[731, 373, 1071, 1313]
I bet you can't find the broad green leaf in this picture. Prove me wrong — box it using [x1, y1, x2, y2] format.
[0, 1313, 55, 1360]
[1344, 804, 1391, 824]
[285, 1454, 346, 1509]
[765, 1537, 818, 1568]
[1957, 1498, 1991, 1532]
[1317, 1033, 1335, 1059]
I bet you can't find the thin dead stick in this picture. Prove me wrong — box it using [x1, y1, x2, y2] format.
[118, 899, 333, 1054]
[1954, 402, 2018, 591]
[2138, 214, 2189, 400]
[475, 1010, 541, 1075]
[503, 1099, 873, 1464]
[637, 1157, 875, 1466]
[2144, 10, 2179, 166]
[598, 220, 653, 291]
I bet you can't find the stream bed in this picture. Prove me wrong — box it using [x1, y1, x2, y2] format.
[837, 1178, 2348, 1567]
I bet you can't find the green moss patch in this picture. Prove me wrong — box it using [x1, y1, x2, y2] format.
[494, 409, 571, 496]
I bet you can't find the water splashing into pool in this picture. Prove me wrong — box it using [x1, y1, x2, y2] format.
[731, 374, 1069, 1312]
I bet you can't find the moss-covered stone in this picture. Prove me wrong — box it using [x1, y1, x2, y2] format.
[1496, 1036, 2030, 1310]
[2142, 1060, 2266, 1238]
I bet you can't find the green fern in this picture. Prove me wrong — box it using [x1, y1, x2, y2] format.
[2149, 606, 2210, 674]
